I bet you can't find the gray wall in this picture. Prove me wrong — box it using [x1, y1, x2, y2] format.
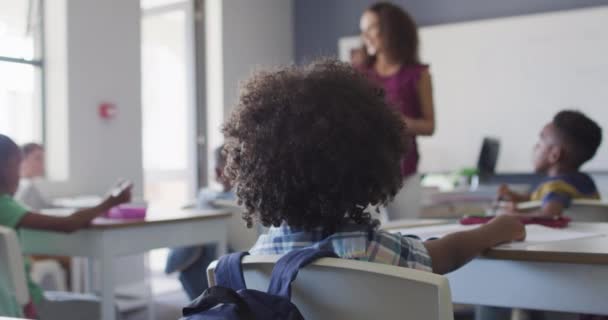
[294, 0, 608, 63]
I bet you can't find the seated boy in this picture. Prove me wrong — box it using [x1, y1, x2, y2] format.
[221, 60, 524, 275]
[0, 134, 131, 318]
[16, 143, 56, 211]
[481, 111, 602, 320]
[165, 146, 235, 300]
[499, 110, 602, 217]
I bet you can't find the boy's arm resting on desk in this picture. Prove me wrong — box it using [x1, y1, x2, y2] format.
[17, 188, 131, 233]
[424, 215, 526, 275]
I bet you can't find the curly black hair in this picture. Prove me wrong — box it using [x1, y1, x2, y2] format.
[553, 110, 602, 168]
[222, 60, 408, 233]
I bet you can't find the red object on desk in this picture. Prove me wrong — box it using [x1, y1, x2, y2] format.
[460, 215, 571, 228]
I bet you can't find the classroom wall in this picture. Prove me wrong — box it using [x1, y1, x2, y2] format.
[294, 0, 608, 63]
[39, 0, 146, 295]
[221, 0, 294, 117]
[205, 0, 294, 177]
[42, 0, 143, 198]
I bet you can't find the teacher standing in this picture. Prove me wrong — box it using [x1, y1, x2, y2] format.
[359, 2, 435, 220]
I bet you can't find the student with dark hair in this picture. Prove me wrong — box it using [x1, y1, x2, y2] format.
[15, 143, 54, 211]
[359, 2, 436, 220]
[223, 60, 524, 277]
[165, 145, 235, 300]
[0, 134, 131, 318]
[499, 110, 603, 217]
[485, 110, 603, 320]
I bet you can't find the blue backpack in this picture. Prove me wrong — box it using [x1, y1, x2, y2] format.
[181, 247, 338, 320]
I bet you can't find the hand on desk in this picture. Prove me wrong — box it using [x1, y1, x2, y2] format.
[487, 214, 527, 242]
[497, 184, 517, 201]
[424, 214, 526, 274]
[497, 184, 530, 203]
[19, 182, 134, 233]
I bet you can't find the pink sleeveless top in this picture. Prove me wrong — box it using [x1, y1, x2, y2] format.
[364, 64, 428, 177]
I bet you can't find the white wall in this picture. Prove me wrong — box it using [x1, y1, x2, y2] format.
[40, 0, 146, 296]
[417, 7, 608, 173]
[221, 0, 294, 117]
[206, 0, 294, 177]
[43, 0, 294, 196]
[43, 0, 143, 197]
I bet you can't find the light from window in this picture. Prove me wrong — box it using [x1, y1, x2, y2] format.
[0, 0, 43, 145]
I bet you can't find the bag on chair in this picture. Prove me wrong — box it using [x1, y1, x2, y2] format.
[181, 247, 337, 320]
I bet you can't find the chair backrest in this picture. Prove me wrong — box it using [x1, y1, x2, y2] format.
[208, 255, 454, 320]
[0, 226, 30, 306]
[517, 199, 608, 222]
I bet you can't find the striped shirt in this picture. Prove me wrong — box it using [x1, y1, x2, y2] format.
[249, 222, 432, 272]
[531, 172, 600, 207]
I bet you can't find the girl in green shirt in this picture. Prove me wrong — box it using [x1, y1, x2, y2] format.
[0, 134, 131, 318]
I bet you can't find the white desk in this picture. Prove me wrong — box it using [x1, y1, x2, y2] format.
[20, 208, 231, 320]
[387, 222, 608, 315]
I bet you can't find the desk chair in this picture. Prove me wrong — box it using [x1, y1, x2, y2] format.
[517, 199, 608, 222]
[0, 226, 120, 320]
[208, 255, 454, 320]
[0, 226, 29, 313]
[30, 260, 67, 291]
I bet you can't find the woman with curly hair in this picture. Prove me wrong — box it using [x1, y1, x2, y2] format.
[360, 2, 435, 220]
[222, 60, 524, 274]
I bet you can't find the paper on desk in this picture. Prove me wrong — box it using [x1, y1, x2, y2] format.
[522, 225, 601, 243]
[393, 224, 601, 244]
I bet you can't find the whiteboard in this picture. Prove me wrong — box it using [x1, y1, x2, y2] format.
[417, 6, 608, 173]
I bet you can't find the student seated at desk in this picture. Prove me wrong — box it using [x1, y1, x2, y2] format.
[15, 143, 55, 211]
[220, 60, 524, 276]
[0, 134, 131, 318]
[14, 142, 73, 288]
[482, 111, 603, 320]
[165, 146, 235, 300]
[499, 110, 602, 217]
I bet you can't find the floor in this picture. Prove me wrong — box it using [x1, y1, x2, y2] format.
[122, 290, 187, 320]
[122, 271, 189, 320]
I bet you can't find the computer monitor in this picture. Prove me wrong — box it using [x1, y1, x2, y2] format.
[477, 137, 500, 177]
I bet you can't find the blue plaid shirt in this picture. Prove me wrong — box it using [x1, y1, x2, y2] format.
[250, 223, 432, 272]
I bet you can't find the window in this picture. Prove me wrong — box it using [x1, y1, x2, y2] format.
[0, 0, 43, 145]
[141, 1, 198, 208]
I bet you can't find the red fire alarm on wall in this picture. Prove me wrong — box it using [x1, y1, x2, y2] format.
[98, 102, 117, 119]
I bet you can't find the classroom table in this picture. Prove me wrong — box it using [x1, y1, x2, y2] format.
[19, 208, 232, 320]
[386, 222, 608, 315]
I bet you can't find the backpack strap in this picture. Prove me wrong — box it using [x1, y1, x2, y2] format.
[214, 252, 249, 290]
[182, 286, 254, 318]
[267, 247, 338, 299]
